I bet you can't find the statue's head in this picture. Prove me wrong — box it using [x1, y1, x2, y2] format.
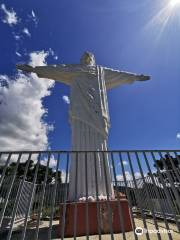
[80, 51, 96, 66]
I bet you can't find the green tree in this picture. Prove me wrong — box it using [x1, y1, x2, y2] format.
[153, 154, 180, 185]
[0, 159, 62, 184]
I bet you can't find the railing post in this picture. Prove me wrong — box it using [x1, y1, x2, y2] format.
[61, 152, 70, 240]
[48, 153, 61, 240]
[110, 152, 126, 240]
[127, 152, 150, 240]
[0, 153, 22, 228]
[20, 153, 41, 240]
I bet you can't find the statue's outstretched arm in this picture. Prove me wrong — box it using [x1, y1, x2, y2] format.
[16, 64, 77, 85]
[103, 67, 150, 90]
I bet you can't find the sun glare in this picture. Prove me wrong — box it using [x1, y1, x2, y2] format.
[169, 0, 180, 8]
[145, 0, 180, 41]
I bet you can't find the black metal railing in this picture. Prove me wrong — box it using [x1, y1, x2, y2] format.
[0, 150, 179, 240]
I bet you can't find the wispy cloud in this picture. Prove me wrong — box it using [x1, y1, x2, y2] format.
[0, 50, 55, 152]
[23, 28, 31, 37]
[116, 171, 141, 181]
[15, 51, 22, 57]
[117, 160, 128, 166]
[1, 3, 18, 26]
[14, 34, 21, 40]
[31, 10, 35, 18]
[30, 10, 38, 26]
[62, 95, 70, 104]
[176, 132, 180, 139]
[123, 160, 128, 165]
[116, 171, 132, 181]
[41, 155, 57, 168]
[48, 48, 58, 60]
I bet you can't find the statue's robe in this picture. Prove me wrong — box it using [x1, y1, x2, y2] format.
[32, 64, 142, 201]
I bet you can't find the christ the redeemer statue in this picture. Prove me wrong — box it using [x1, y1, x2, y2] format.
[17, 52, 150, 202]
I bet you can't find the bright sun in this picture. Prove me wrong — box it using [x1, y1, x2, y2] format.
[169, 0, 180, 7]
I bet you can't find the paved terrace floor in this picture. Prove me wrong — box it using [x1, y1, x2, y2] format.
[1, 217, 179, 240]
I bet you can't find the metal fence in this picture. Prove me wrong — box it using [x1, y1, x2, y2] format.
[0, 150, 179, 240]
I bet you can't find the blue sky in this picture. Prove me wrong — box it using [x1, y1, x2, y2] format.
[0, 0, 180, 153]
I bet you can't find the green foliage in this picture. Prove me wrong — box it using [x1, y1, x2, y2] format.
[0, 159, 62, 184]
[153, 154, 180, 184]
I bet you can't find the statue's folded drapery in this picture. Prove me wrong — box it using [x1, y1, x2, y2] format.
[16, 52, 150, 201]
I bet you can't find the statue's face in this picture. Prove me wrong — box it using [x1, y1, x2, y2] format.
[80, 52, 96, 66]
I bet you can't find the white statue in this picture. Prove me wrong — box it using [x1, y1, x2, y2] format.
[17, 52, 150, 201]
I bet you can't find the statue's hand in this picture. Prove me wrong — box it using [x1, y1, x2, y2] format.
[16, 64, 34, 73]
[137, 74, 150, 81]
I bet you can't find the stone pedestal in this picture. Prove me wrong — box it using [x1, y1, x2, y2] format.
[58, 199, 132, 237]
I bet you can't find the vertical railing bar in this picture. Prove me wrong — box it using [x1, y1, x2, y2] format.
[166, 152, 180, 184]
[130, 183, 136, 210]
[0, 153, 12, 188]
[158, 175, 172, 214]
[31, 184, 36, 217]
[144, 182, 150, 209]
[20, 153, 41, 240]
[111, 152, 126, 240]
[158, 152, 180, 210]
[34, 152, 51, 240]
[85, 152, 89, 240]
[119, 152, 138, 240]
[73, 152, 78, 240]
[174, 152, 180, 166]
[0, 179, 7, 205]
[151, 152, 180, 233]
[0, 153, 22, 228]
[7, 153, 32, 240]
[35, 185, 40, 218]
[94, 152, 102, 240]
[48, 153, 61, 240]
[135, 152, 161, 240]
[102, 152, 114, 240]
[61, 152, 70, 240]
[127, 152, 150, 240]
[167, 183, 179, 215]
[0, 170, 13, 208]
[162, 164, 180, 215]
[146, 178, 157, 210]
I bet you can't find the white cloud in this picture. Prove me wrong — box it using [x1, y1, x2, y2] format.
[116, 171, 141, 181]
[116, 171, 132, 181]
[41, 155, 57, 168]
[48, 48, 58, 60]
[1, 4, 18, 26]
[61, 170, 69, 183]
[62, 95, 70, 104]
[123, 160, 128, 165]
[176, 132, 180, 139]
[29, 51, 49, 67]
[134, 172, 141, 179]
[0, 50, 55, 152]
[14, 35, 21, 40]
[49, 48, 55, 56]
[47, 124, 54, 132]
[117, 160, 128, 166]
[31, 10, 38, 26]
[32, 10, 35, 18]
[23, 28, 31, 37]
[15, 51, 22, 57]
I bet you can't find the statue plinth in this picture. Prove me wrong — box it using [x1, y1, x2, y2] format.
[58, 198, 132, 237]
